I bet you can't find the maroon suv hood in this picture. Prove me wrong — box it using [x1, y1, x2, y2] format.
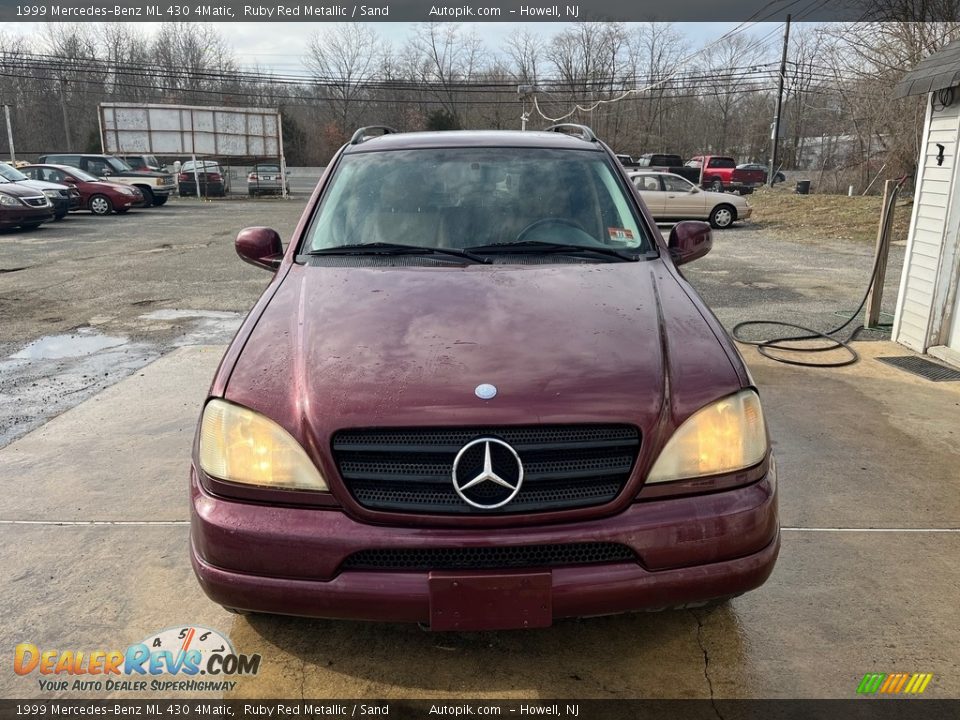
[225, 262, 742, 445]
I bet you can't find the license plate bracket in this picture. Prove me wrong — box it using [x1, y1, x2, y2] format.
[428, 571, 552, 631]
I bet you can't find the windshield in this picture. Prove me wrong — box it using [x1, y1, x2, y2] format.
[106, 157, 133, 172]
[182, 161, 219, 171]
[304, 148, 650, 254]
[65, 167, 98, 182]
[0, 164, 28, 182]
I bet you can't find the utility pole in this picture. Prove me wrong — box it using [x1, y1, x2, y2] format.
[3, 105, 14, 162]
[518, 84, 534, 131]
[769, 14, 791, 187]
[59, 78, 73, 152]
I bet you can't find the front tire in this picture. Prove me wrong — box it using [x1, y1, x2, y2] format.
[137, 187, 154, 207]
[89, 194, 113, 216]
[19, 222, 43, 230]
[709, 203, 737, 229]
[152, 195, 168, 207]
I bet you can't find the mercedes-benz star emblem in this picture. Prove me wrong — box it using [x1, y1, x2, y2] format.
[451, 438, 524, 510]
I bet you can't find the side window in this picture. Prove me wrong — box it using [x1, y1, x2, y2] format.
[662, 176, 692, 192]
[47, 169, 66, 183]
[87, 160, 107, 176]
[634, 176, 661, 192]
[21, 167, 37, 180]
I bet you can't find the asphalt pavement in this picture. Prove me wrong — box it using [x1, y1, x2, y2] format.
[1, 198, 958, 700]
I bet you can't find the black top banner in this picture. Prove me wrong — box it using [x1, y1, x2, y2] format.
[0, 0, 955, 23]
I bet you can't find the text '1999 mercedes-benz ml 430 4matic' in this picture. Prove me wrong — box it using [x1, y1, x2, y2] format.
[190, 124, 780, 631]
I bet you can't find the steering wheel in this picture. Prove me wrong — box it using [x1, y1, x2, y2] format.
[515, 217, 589, 242]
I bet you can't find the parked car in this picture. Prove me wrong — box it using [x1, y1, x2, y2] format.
[615, 153, 639, 168]
[685, 156, 766, 194]
[737, 163, 786, 185]
[190, 124, 779, 629]
[21, 164, 143, 215]
[0, 162, 78, 220]
[0, 183, 55, 230]
[629, 171, 752, 228]
[37, 153, 176, 207]
[116, 154, 166, 173]
[634, 153, 702, 185]
[247, 162, 288, 196]
[179, 160, 230, 197]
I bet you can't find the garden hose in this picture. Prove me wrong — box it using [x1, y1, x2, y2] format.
[731, 176, 907, 368]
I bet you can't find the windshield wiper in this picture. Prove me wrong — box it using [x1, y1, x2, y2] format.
[304, 242, 490, 264]
[466, 241, 639, 262]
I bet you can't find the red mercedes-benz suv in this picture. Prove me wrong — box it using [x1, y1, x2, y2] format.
[190, 125, 779, 630]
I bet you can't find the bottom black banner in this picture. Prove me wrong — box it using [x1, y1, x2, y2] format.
[1, 700, 959, 720]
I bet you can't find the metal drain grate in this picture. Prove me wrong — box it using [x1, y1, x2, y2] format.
[876, 356, 960, 382]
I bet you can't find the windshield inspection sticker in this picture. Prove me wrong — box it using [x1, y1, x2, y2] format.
[608, 228, 634, 240]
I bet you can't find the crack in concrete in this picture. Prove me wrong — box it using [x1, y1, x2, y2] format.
[691, 609, 723, 720]
[299, 657, 306, 701]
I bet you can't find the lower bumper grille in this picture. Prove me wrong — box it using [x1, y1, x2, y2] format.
[333, 425, 640, 515]
[341, 542, 637, 571]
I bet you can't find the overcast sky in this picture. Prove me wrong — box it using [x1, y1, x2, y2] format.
[7, 21, 768, 70]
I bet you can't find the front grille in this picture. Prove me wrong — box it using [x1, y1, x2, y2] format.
[341, 542, 637, 571]
[333, 425, 640, 514]
[23, 197, 48, 207]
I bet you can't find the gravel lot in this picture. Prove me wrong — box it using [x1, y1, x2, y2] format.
[0, 198, 904, 447]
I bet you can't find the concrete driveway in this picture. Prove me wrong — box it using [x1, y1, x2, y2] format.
[1, 202, 958, 700]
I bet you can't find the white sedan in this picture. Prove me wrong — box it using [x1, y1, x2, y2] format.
[628, 171, 752, 229]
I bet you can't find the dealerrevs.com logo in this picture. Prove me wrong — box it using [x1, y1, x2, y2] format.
[14, 626, 261, 693]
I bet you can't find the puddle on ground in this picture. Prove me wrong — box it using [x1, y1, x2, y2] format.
[10, 329, 128, 360]
[139, 309, 243, 347]
[140, 309, 239, 321]
[1, 311, 241, 449]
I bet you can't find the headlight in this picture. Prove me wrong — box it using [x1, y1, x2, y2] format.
[646, 390, 767, 483]
[43, 189, 58, 198]
[0, 193, 20, 206]
[198, 399, 328, 491]
[121, 187, 137, 195]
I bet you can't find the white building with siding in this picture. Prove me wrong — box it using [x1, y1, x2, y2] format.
[892, 40, 960, 367]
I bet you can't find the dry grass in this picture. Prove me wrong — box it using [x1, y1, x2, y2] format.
[745, 187, 912, 244]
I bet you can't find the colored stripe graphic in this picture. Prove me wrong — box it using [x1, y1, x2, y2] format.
[858, 673, 932, 695]
[857, 674, 886, 694]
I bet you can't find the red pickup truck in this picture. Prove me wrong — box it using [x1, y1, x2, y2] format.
[685, 156, 766, 194]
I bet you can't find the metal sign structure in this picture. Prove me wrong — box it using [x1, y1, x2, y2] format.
[98, 102, 286, 197]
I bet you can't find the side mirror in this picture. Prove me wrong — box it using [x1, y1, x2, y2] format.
[668, 220, 712, 266]
[688, 187, 699, 193]
[236, 227, 284, 270]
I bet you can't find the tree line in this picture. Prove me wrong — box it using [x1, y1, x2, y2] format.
[1, 20, 958, 193]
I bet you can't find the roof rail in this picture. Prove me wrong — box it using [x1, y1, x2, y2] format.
[349, 125, 400, 145]
[543, 124, 597, 143]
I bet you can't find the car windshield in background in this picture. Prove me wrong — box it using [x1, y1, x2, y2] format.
[107, 157, 133, 173]
[182, 162, 220, 172]
[0, 164, 28, 182]
[304, 148, 649, 254]
[66, 168, 99, 182]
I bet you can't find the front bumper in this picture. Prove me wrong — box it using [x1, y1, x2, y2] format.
[191, 466, 779, 627]
[0, 205, 55, 227]
[740, 207, 753, 219]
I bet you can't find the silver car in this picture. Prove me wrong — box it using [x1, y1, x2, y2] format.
[247, 163, 288, 197]
[629, 171, 752, 229]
